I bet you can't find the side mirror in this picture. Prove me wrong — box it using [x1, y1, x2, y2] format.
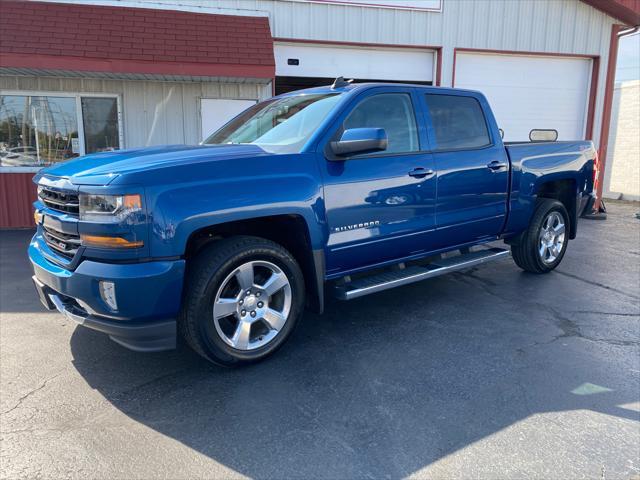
[529, 129, 558, 142]
[498, 128, 504, 139]
[330, 128, 388, 157]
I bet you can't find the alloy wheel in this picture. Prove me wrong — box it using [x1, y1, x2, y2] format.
[538, 211, 566, 264]
[212, 260, 292, 351]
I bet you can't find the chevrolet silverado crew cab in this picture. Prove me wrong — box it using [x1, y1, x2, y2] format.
[29, 80, 597, 366]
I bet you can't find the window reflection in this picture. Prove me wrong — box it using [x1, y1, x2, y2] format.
[0, 95, 79, 167]
[0, 94, 122, 168]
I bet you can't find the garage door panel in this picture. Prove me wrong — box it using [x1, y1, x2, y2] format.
[455, 52, 591, 142]
[275, 43, 434, 83]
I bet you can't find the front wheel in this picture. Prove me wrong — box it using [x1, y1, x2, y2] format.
[180, 236, 305, 366]
[511, 199, 569, 273]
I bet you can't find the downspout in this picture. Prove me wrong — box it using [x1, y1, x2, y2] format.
[590, 24, 639, 216]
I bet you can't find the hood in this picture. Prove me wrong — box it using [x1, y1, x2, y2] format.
[37, 144, 270, 185]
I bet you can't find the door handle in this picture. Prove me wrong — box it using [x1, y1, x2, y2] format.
[408, 167, 435, 178]
[487, 160, 508, 171]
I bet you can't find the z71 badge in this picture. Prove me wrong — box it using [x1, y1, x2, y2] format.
[333, 220, 380, 233]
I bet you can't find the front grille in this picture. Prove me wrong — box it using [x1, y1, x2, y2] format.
[43, 225, 81, 259]
[38, 186, 79, 216]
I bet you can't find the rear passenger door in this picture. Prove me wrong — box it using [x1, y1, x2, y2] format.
[422, 92, 509, 248]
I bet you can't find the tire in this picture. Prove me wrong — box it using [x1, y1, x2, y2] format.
[180, 236, 305, 366]
[511, 199, 569, 274]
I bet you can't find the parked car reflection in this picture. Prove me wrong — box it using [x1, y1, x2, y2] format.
[0, 146, 38, 166]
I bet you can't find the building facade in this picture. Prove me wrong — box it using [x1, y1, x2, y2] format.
[603, 80, 640, 201]
[1, 0, 639, 227]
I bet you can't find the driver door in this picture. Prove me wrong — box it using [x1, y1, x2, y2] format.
[319, 88, 437, 276]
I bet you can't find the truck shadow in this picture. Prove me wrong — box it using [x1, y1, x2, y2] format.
[69, 275, 639, 478]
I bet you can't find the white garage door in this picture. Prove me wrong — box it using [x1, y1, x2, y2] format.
[275, 42, 435, 83]
[454, 52, 592, 142]
[200, 99, 256, 142]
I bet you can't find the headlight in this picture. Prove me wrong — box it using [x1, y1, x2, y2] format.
[79, 194, 142, 223]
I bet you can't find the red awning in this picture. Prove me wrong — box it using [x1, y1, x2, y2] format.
[0, 1, 275, 80]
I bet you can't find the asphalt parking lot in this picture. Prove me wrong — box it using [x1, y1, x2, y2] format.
[1, 201, 639, 479]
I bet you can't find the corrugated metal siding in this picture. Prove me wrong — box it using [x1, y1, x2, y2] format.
[0, 75, 272, 147]
[0, 173, 37, 228]
[106, 0, 616, 148]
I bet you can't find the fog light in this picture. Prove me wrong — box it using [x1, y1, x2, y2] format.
[99, 281, 118, 311]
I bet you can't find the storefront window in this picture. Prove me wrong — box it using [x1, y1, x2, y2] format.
[0, 93, 121, 168]
[0, 95, 79, 167]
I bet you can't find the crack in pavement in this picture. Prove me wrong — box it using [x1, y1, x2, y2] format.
[452, 271, 640, 348]
[1, 374, 62, 417]
[554, 270, 640, 301]
[527, 306, 639, 348]
[569, 310, 640, 317]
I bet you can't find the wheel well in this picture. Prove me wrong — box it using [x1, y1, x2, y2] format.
[536, 179, 577, 239]
[185, 215, 323, 313]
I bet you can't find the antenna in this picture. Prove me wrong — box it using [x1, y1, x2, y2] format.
[331, 76, 354, 89]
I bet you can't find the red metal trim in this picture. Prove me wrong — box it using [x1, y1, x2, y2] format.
[595, 24, 625, 209]
[296, 0, 442, 12]
[274, 37, 442, 51]
[273, 37, 442, 86]
[454, 47, 604, 60]
[451, 48, 458, 87]
[585, 56, 600, 140]
[434, 47, 443, 86]
[580, 0, 640, 27]
[0, 53, 275, 80]
[452, 47, 600, 141]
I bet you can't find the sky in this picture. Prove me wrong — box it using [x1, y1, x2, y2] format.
[616, 31, 640, 83]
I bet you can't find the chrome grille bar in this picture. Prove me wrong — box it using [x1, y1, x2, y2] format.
[38, 186, 80, 216]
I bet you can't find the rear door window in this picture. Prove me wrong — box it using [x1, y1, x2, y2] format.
[424, 94, 491, 150]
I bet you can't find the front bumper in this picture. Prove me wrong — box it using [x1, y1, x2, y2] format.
[29, 235, 185, 352]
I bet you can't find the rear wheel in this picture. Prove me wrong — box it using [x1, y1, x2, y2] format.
[180, 236, 305, 366]
[511, 199, 569, 273]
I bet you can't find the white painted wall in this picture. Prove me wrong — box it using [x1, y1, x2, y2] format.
[603, 81, 640, 201]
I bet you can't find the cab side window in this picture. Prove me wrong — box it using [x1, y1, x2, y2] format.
[425, 94, 491, 150]
[343, 93, 419, 154]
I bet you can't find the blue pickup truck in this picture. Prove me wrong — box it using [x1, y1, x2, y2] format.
[29, 81, 597, 365]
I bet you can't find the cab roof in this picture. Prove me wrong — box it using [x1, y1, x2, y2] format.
[276, 82, 482, 98]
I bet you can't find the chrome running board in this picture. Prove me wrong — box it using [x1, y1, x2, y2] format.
[334, 248, 510, 300]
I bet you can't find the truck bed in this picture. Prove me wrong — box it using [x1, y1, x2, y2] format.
[502, 140, 597, 237]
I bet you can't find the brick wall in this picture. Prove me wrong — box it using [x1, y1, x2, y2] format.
[603, 80, 640, 201]
[0, 0, 274, 77]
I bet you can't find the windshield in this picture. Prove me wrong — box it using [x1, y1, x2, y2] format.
[204, 93, 341, 154]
